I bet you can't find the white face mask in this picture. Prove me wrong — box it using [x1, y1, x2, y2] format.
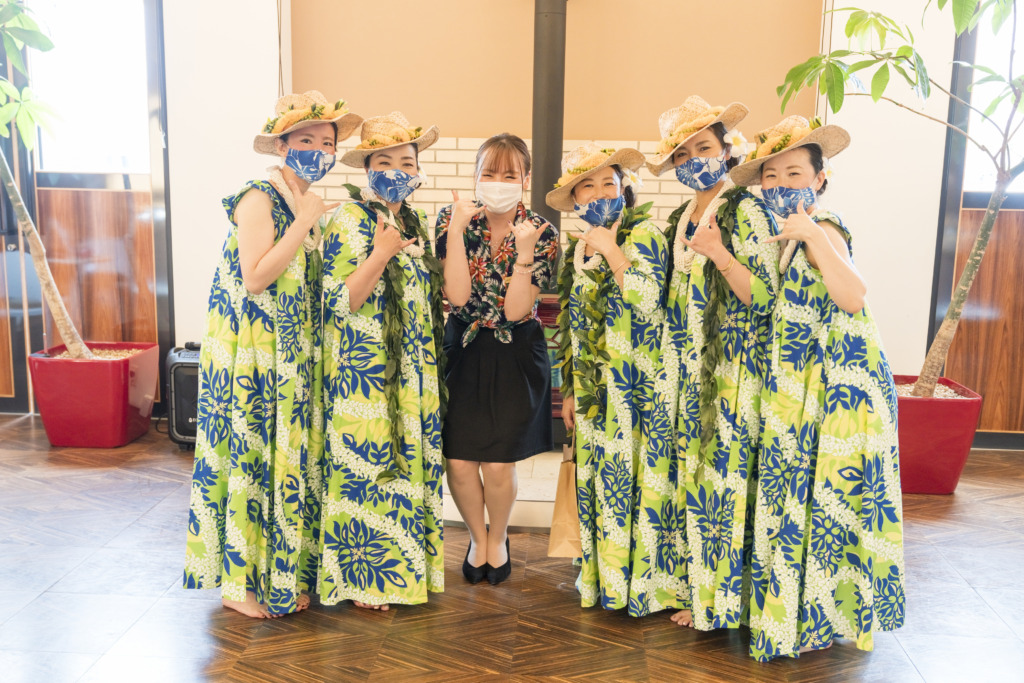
[476, 181, 523, 214]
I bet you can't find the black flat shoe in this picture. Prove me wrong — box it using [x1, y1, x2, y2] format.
[462, 542, 489, 584]
[486, 537, 511, 586]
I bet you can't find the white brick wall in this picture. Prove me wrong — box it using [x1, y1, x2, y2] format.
[317, 136, 696, 248]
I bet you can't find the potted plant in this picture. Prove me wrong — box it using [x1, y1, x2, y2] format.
[776, 0, 1019, 493]
[1, 2, 158, 447]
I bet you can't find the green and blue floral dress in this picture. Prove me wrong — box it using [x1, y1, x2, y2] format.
[559, 210, 687, 617]
[184, 180, 324, 615]
[749, 210, 905, 661]
[662, 181, 780, 630]
[318, 200, 445, 606]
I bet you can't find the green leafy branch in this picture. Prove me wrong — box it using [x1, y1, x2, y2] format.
[778, 1, 1021, 172]
[0, 1, 55, 149]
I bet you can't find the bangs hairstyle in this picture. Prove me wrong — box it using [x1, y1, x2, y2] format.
[476, 133, 532, 180]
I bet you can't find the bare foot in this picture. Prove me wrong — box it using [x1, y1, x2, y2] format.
[670, 609, 693, 628]
[296, 593, 311, 611]
[222, 592, 273, 619]
[353, 600, 390, 612]
[799, 641, 832, 654]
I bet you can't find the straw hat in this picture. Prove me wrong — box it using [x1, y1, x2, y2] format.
[545, 143, 646, 212]
[729, 115, 850, 187]
[340, 111, 440, 168]
[253, 90, 363, 156]
[645, 96, 749, 177]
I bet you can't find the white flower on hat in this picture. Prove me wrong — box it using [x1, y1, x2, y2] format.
[622, 167, 643, 190]
[725, 129, 754, 158]
[823, 157, 835, 180]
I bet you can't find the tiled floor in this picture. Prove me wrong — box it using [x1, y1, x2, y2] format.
[2, 414, 1024, 681]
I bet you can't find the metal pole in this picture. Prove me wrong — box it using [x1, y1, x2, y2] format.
[531, 0, 567, 228]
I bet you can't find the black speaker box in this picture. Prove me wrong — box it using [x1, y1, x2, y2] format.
[166, 344, 200, 449]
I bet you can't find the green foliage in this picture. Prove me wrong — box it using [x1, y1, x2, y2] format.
[343, 183, 448, 485]
[0, 1, 55, 148]
[777, 1, 1020, 181]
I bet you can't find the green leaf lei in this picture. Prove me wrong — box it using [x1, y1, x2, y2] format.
[665, 186, 747, 453]
[555, 201, 653, 424]
[343, 184, 448, 484]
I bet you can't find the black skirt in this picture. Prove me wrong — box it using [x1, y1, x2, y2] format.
[442, 316, 553, 462]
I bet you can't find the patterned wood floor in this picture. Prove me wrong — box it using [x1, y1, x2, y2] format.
[1, 414, 1024, 682]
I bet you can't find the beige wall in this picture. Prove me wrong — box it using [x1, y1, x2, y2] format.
[292, 0, 822, 141]
[292, 0, 535, 137]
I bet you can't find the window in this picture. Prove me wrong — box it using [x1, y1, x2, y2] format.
[27, 0, 150, 174]
[963, 9, 1024, 194]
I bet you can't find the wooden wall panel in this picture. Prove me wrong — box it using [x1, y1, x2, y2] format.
[0, 240, 14, 396]
[945, 208, 1024, 433]
[35, 189, 158, 347]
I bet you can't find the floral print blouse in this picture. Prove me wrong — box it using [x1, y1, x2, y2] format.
[436, 202, 559, 346]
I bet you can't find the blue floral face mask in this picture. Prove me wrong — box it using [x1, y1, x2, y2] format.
[367, 168, 422, 203]
[285, 148, 335, 183]
[575, 195, 624, 228]
[761, 185, 817, 218]
[674, 153, 729, 191]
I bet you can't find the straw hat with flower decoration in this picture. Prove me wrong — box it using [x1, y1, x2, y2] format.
[729, 115, 850, 187]
[340, 112, 440, 168]
[545, 142, 646, 212]
[646, 95, 749, 177]
[253, 90, 362, 155]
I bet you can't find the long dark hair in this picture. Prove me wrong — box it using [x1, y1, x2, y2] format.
[709, 122, 740, 170]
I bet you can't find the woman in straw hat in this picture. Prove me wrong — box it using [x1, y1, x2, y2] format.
[317, 112, 446, 610]
[646, 95, 780, 631]
[436, 133, 559, 586]
[730, 117, 904, 661]
[184, 91, 361, 618]
[548, 143, 686, 617]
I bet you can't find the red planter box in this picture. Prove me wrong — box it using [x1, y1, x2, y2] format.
[28, 342, 160, 448]
[895, 374, 982, 495]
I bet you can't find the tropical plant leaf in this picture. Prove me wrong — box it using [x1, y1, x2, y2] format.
[0, 3, 22, 24]
[14, 104, 35, 148]
[827, 62, 846, 112]
[872, 63, 891, 101]
[847, 58, 880, 74]
[2, 32, 26, 75]
[951, 0, 977, 34]
[4, 26, 53, 51]
[0, 101, 17, 126]
[913, 49, 931, 99]
[991, 0, 1014, 33]
[983, 90, 1011, 117]
[0, 78, 17, 100]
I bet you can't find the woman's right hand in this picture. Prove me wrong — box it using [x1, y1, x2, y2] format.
[373, 213, 417, 261]
[287, 176, 339, 227]
[449, 190, 486, 232]
[562, 394, 575, 431]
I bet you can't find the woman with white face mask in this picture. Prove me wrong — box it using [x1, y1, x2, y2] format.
[318, 112, 447, 611]
[435, 133, 559, 586]
[184, 91, 361, 619]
